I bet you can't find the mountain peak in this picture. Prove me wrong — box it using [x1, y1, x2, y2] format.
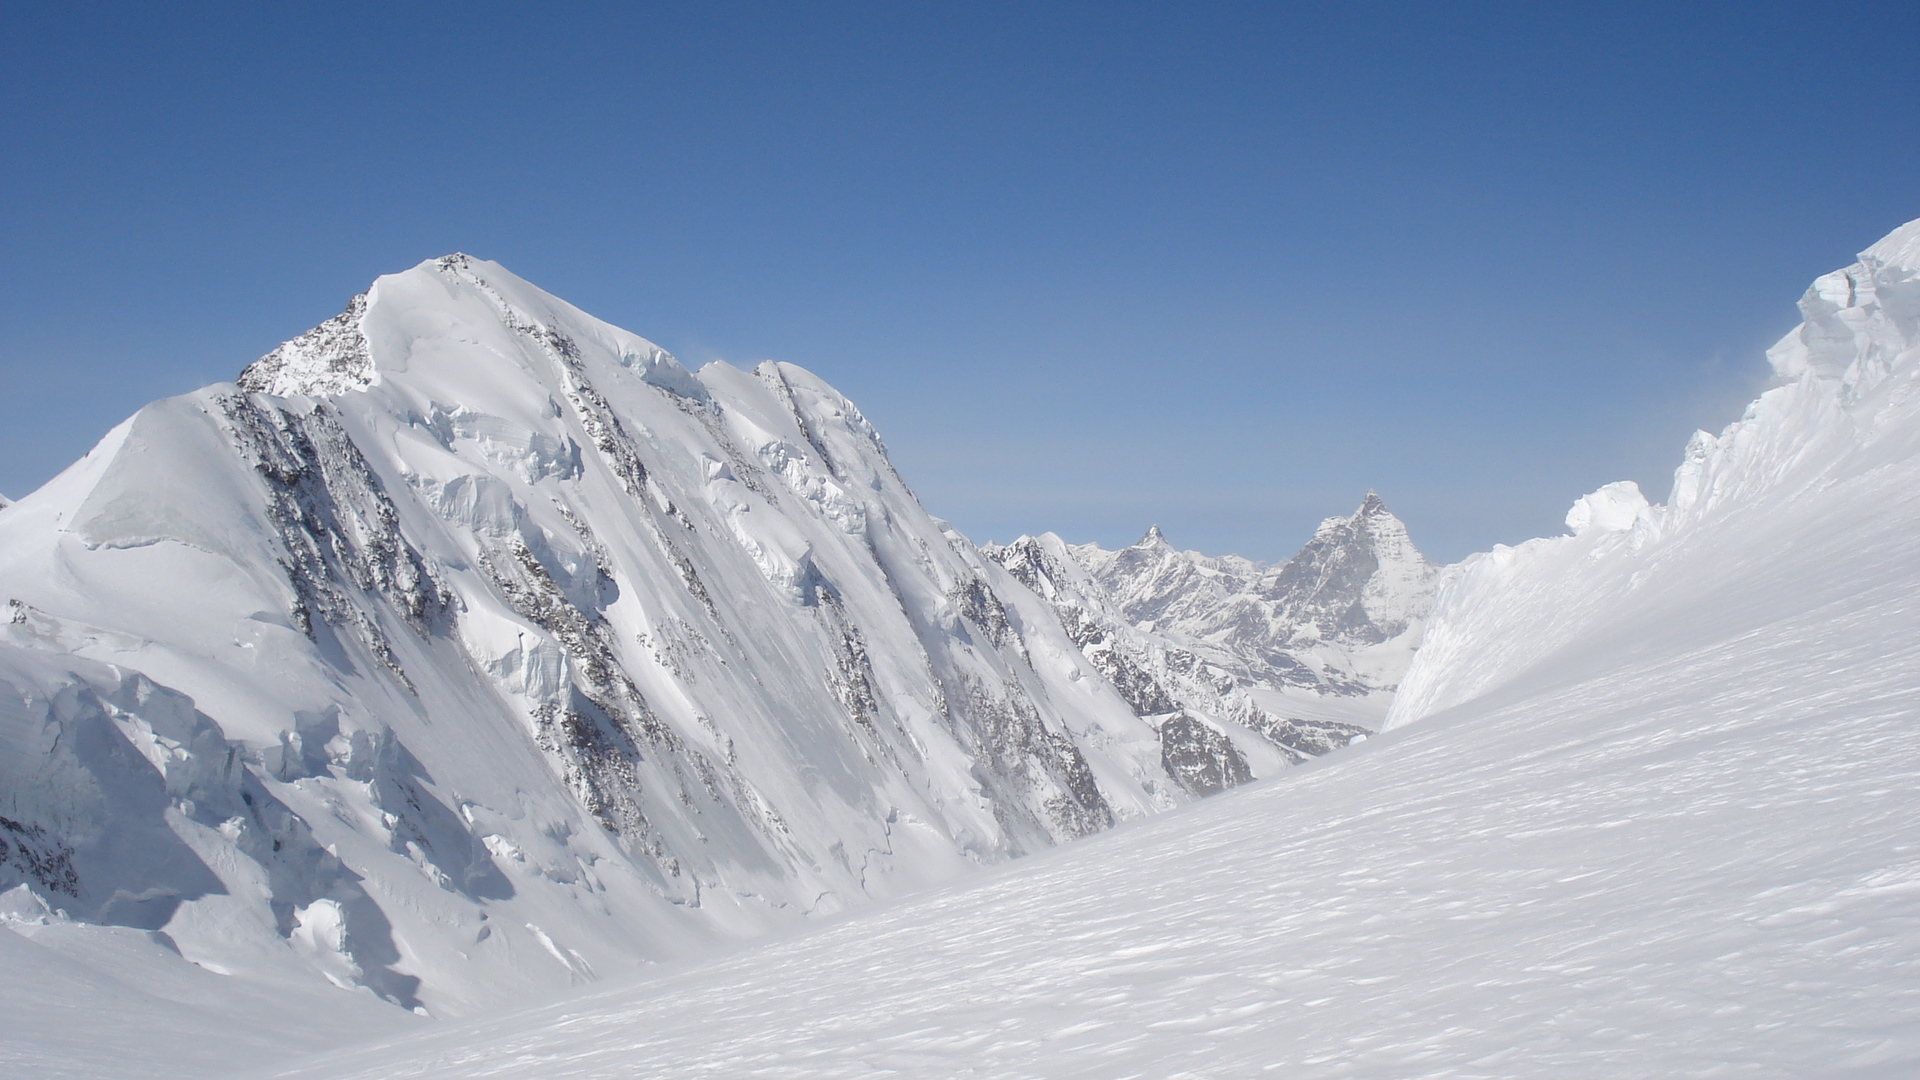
[1267, 491, 1436, 649]
[1138, 525, 1170, 548]
[234, 254, 706, 402]
[9, 251, 1273, 1022]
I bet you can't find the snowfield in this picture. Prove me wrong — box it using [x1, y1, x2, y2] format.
[256, 221, 1920, 1079]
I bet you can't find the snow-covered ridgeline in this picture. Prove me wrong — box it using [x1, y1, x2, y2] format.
[1389, 217, 1920, 730]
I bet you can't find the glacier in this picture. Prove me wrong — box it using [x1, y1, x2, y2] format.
[233, 220, 1920, 1078]
[0, 253, 1433, 1076]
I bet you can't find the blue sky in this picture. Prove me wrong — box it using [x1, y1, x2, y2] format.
[3, 2, 1916, 561]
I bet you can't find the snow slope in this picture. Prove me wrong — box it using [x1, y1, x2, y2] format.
[252, 221, 1920, 1079]
[1390, 214, 1920, 730]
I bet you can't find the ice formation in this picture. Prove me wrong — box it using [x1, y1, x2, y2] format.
[1388, 214, 1920, 730]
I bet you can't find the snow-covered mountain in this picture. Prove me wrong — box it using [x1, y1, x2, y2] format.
[244, 224, 1920, 1080]
[0, 253, 1392, 1058]
[20, 206, 1915, 1080]
[986, 495, 1434, 760]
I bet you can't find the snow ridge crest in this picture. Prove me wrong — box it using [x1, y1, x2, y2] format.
[1388, 215, 1920, 731]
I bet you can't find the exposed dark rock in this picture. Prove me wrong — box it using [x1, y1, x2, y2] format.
[1159, 714, 1254, 797]
[948, 576, 1017, 650]
[960, 677, 1114, 841]
[0, 815, 79, 897]
[236, 293, 373, 396]
[221, 395, 450, 690]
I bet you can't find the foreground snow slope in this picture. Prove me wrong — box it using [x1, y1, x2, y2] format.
[261, 221, 1920, 1079]
[1391, 216, 1920, 731]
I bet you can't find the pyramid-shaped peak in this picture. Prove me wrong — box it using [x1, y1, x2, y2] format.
[1138, 525, 1171, 548]
[236, 253, 704, 401]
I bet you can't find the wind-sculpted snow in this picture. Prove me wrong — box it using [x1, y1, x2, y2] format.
[1389, 215, 1920, 731]
[249, 217, 1920, 1080]
[0, 252, 1322, 1060]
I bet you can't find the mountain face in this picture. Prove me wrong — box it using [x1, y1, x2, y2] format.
[985, 496, 1436, 762]
[0, 255, 1426, 1028]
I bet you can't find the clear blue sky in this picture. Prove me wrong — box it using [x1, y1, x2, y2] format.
[4, 2, 1916, 561]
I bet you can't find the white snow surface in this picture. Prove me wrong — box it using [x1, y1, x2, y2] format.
[232, 221, 1920, 1079]
[1388, 213, 1920, 731]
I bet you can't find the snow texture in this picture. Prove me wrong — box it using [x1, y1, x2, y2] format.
[245, 219, 1920, 1079]
[0, 253, 1403, 1074]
